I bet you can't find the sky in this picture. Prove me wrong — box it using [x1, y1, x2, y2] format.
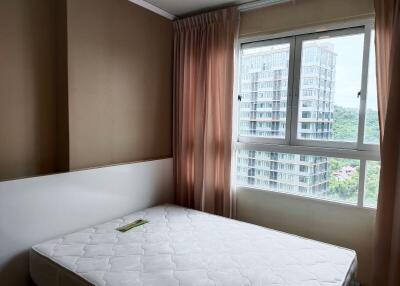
[306, 32, 378, 110]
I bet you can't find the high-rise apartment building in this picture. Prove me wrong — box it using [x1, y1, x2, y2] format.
[237, 42, 336, 195]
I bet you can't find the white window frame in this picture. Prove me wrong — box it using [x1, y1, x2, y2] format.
[233, 18, 380, 210]
[238, 37, 296, 146]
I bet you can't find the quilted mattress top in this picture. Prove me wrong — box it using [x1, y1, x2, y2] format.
[32, 205, 356, 286]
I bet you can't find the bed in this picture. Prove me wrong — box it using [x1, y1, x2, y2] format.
[30, 205, 357, 286]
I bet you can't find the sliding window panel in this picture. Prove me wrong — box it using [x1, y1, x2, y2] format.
[364, 29, 380, 146]
[364, 160, 381, 208]
[236, 149, 360, 204]
[238, 38, 294, 144]
[292, 28, 365, 148]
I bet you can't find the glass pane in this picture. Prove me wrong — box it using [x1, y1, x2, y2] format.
[364, 30, 380, 145]
[239, 43, 290, 139]
[297, 33, 364, 142]
[364, 160, 381, 208]
[236, 149, 359, 204]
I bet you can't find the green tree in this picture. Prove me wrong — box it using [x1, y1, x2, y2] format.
[332, 105, 358, 141]
[332, 105, 380, 143]
[329, 106, 380, 205]
[327, 158, 359, 202]
[364, 109, 380, 144]
[364, 161, 381, 207]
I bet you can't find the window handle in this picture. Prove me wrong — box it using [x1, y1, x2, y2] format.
[238, 95, 242, 101]
[357, 91, 361, 98]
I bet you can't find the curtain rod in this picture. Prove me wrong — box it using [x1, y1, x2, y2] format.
[128, 0, 294, 21]
[238, 0, 294, 12]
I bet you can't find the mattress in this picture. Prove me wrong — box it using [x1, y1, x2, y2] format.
[30, 205, 357, 286]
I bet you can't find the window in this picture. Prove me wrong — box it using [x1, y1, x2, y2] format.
[239, 42, 291, 139]
[297, 34, 364, 142]
[235, 22, 381, 208]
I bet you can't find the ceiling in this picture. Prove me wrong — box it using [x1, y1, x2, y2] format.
[143, 0, 255, 16]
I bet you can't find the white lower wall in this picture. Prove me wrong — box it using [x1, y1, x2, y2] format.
[236, 188, 376, 286]
[0, 158, 174, 286]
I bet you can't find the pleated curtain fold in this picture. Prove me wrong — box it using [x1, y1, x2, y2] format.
[173, 7, 239, 217]
[373, 0, 400, 285]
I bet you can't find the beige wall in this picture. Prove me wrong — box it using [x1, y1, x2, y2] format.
[240, 0, 375, 37]
[67, 0, 173, 170]
[55, 0, 70, 173]
[0, 0, 61, 181]
[0, 0, 173, 180]
[238, 1, 376, 285]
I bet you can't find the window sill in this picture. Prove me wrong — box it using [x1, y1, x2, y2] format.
[235, 185, 377, 212]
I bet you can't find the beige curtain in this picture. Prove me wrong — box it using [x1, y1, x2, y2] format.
[173, 7, 239, 217]
[373, 0, 400, 285]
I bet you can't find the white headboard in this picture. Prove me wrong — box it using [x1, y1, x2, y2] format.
[0, 158, 174, 286]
